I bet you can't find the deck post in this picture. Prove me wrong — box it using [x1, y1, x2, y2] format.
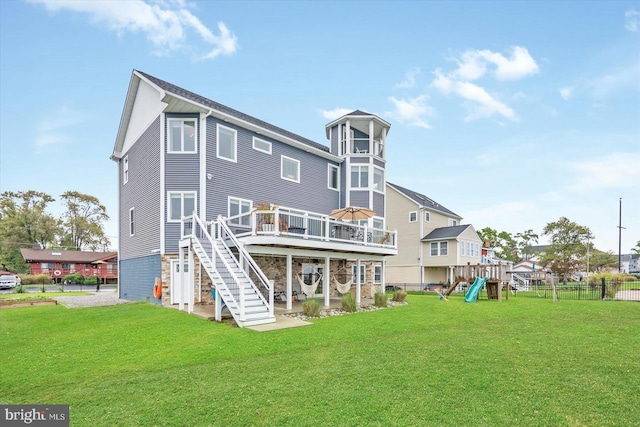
[286, 254, 293, 310]
[356, 259, 361, 306]
[324, 256, 330, 308]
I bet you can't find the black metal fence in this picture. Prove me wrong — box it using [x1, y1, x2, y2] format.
[386, 279, 640, 301]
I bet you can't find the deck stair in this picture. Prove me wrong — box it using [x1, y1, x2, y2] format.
[182, 213, 275, 328]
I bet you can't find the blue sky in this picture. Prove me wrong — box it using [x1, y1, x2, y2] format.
[1, 0, 639, 254]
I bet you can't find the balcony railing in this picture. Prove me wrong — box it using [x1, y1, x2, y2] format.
[224, 206, 396, 250]
[340, 137, 384, 158]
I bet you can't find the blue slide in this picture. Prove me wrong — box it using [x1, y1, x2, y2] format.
[464, 277, 488, 303]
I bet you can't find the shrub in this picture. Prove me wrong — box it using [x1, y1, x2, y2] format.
[302, 299, 320, 317]
[19, 274, 51, 285]
[341, 292, 357, 313]
[374, 292, 387, 308]
[62, 273, 84, 285]
[392, 290, 407, 303]
[84, 276, 98, 286]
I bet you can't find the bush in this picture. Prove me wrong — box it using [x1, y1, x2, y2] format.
[18, 274, 51, 285]
[62, 273, 84, 285]
[392, 290, 407, 303]
[374, 292, 387, 308]
[302, 299, 320, 317]
[84, 276, 98, 286]
[341, 292, 357, 313]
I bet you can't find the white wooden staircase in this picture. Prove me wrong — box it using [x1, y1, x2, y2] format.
[180, 213, 275, 328]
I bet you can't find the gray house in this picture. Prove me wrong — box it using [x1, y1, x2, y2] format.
[111, 70, 397, 327]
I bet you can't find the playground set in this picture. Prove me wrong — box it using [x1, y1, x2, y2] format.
[440, 263, 513, 303]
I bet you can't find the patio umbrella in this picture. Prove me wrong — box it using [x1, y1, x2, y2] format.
[329, 206, 376, 221]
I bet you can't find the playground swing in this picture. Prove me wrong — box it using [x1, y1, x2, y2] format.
[332, 267, 352, 294]
[296, 273, 322, 298]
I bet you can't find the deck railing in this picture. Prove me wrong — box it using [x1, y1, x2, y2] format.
[226, 205, 397, 249]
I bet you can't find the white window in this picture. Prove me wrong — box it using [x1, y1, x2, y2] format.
[228, 197, 252, 226]
[373, 167, 384, 192]
[168, 192, 196, 222]
[252, 137, 272, 154]
[374, 265, 382, 284]
[217, 124, 237, 162]
[281, 156, 300, 183]
[328, 164, 339, 190]
[460, 240, 465, 256]
[467, 242, 473, 257]
[129, 207, 135, 236]
[448, 219, 457, 226]
[431, 241, 448, 256]
[352, 265, 366, 283]
[424, 211, 430, 222]
[350, 165, 369, 188]
[123, 156, 129, 184]
[168, 119, 196, 153]
[409, 211, 417, 222]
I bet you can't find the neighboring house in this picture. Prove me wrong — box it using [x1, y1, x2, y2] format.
[620, 254, 639, 274]
[385, 182, 482, 285]
[20, 246, 118, 284]
[111, 70, 397, 327]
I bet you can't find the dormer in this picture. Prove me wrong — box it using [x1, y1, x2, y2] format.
[325, 110, 391, 160]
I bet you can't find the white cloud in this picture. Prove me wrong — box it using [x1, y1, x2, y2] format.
[453, 46, 539, 81]
[567, 152, 640, 190]
[559, 86, 574, 101]
[455, 81, 517, 121]
[35, 105, 87, 152]
[625, 9, 640, 32]
[385, 95, 434, 129]
[27, 0, 237, 60]
[588, 62, 640, 99]
[396, 67, 421, 88]
[320, 108, 353, 121]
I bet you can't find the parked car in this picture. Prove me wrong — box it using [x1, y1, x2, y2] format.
[0, 275, 21, 289]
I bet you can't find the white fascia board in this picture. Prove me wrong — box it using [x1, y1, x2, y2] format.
[244, 243, 387, 261]
[324, 114, 392, 138]
[239, 236, 396, 257]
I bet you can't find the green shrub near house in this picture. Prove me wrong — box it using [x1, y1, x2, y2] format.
[302, 298, 320, 317]
[341, 292, 357, 312]
[62, 273, 84, 284]
[374, 292, 387, 307]
[392, 289, 407, 302]
[18, 274, 51, 285]
[84, 276, 98, 286]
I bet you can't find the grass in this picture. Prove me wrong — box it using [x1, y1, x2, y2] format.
[1, 296, 639, 426]
[0, 292, 90, 300]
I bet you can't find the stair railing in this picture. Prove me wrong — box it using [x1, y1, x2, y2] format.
[212, 215, 273, 316]
[188, 213, 246, 320]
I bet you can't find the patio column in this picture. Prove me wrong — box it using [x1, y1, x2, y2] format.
[286, 254, 292, 310]
[178, 246, 185, 311]
[324, 256, 330, 308]
[356, 259, 361, 306]
[188, 246, 194, 314]
[380, 259, 386, 295]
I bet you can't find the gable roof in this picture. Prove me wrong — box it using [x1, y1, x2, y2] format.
[421, 225, 472, 241]
[113, 70, 335, 160]
[387, 182, 462, 219]
[20, 248, 117, 264]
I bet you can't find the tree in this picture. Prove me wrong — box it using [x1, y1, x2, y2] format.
[588, 249, 617, 273]
[477, 227, 518, 262]
[632, 241, 640, 256]
[60, 191, 110, 251]
[0, 191, 60, 272]
[541, 217, 593, 281]
[515, 229, 539, 261]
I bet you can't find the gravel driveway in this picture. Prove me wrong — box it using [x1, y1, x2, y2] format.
[54, 291, 131, 308]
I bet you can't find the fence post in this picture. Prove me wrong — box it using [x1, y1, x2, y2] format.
[601, 278, 606, 300]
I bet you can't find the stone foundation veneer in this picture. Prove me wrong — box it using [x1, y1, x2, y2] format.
[160, 253, 382, 307]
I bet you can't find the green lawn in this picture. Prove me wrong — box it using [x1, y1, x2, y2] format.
[0, 292, 90, 300]
[1, 296, 638, 426]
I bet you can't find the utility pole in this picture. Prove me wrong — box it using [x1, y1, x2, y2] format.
[618, 198, 626, 273]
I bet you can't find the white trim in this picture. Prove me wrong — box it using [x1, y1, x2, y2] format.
[281, 155, 300, 183]
[228, 196, 252, 226]
[350, 164, 369, 188]
[372, 166, 385, 193]
[252, 137, 272, 154]
[160, 113, 165, 254]
[200, 112, 209, 219]
[424, 211, 430, 222]
[123, 155, 129, 184]
[167, 191, 197, 222]
[167, 118, 197, 154]
[409, 211, 417, 223]
[216, 123, 237, 162]
[328, 164, 339, 191]
[129, 207, 135, 237]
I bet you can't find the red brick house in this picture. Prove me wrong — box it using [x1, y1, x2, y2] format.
[20, 246, 118, 284]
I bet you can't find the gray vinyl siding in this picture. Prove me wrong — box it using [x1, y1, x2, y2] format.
[373, 157, 385, 168]
[350, 157, 369, 164]
[350, 190, 369, 207]
[164, 113, 201, 254]
[119, 254, 161, 304]
[373, 192, 385, 217]
[205, 116, 340, 219]
[120, 116, 161, 260]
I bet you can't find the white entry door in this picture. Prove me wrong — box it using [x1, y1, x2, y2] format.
[170, 260, 189, 305]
